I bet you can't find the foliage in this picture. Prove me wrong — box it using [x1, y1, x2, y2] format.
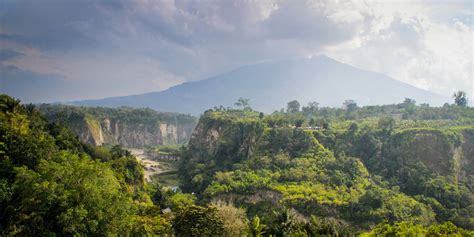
[251, 215, 267, 237]
[0, 94, 171, 235]
[287, 100, 301, 113]
[211, 201, 250, 236]
[7, 152, 132, 235]
[172, 205, 224, 237]
[363, 221, 474, 236]
[235, 97, 252, 111]
[2, 94, 474, 234]
[179, 101, 474, 233]
[454, 91, 468, 107]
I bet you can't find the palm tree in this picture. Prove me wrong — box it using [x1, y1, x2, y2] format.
[453, 91, 467, 107]
[0, 95, 22, 113]
[251, 215, 266, 237]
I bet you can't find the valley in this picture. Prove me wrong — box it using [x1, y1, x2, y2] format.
[129, 148, 162, 181]
[2, 1, 471, 235]
[2, 94, 474, 236]
[129, 148, 180, 186]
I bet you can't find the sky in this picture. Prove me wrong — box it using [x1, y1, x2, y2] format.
[0, 0, 472, 103]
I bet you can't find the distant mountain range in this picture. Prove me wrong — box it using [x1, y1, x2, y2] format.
[72, 55, 449, 114]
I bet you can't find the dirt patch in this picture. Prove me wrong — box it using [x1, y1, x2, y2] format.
[129, 148, 163, 181]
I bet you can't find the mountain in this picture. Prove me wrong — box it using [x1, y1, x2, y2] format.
[72, 55, 449, 114]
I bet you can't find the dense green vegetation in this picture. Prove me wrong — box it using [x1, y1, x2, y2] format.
[0, 94, 177, 235]
[2, 93, 474, 236]
[178, 97, 474, 235]
[39, 104, 197, 126]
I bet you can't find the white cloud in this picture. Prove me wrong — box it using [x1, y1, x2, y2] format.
[326, 0, 473, 98]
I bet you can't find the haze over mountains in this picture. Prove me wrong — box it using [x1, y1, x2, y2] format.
[73, 55, 448, 114]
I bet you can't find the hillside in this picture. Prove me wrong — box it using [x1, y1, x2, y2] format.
[178, 104, 474, 233]
[0, 94, 173, 235]
[73, 56, 448, 114]
[37, 104, 197, 148]
[2, 94, 474, 235]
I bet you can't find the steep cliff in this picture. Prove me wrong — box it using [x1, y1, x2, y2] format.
[179, 111, 442, 229]
[379, 128, 474, 181]
[179, 110, 474, 229]
[38, 104, 198, 148]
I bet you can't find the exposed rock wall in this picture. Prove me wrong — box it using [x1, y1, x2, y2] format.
[77, 117, 195, 147]
[38, 105, 197, 148]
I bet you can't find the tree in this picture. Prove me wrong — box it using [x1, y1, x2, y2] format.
[343, 100, 358, 112]
[211, 201, 249, 237]
[7, 152, 133, 235]
[378, 116, 395, 134]
[235, 97, 251, 111]
[365, 222, 426, 236]
[308, 118, 316, 127]
[305, 216, 349, 236]
[402, 98, 416, 115]
[294, 119, 304, 128]
[173, 205, 224, 237]
[0, 94, 22, 113]
[110, 145, 132, 159]
[402, 98, 416, 106]
[251, 216, 266, 237]
[453, 91, 468, 107]
[287, 100, 300, 113]
[302, 101, 319, 116]
[167, 192, 196, 210]
[271, 209, 299, 236]
[426, 222, 471, 236]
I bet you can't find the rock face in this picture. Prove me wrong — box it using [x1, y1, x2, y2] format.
[38, 105, 198, 148]
[383, 128, 474, 178]
[460, 130, 474, 176]
[79, 118, 195, 147]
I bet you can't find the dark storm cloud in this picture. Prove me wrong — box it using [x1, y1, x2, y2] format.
[2, 0, 368, 50]
[0, 0, 123, 50]
[0, 0, 470, 102]
[0, 65, 73, 103]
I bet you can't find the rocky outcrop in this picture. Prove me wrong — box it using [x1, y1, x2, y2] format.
[38, 105, 197, 148]
[75, 117, 196, 147]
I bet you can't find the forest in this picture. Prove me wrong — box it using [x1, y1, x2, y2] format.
[1, 93, 474, 236]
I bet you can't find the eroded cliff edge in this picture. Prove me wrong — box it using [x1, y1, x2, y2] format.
[38, 105, 198, 147]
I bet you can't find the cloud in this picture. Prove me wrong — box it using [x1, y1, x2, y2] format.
[0, 65, 72, 103]
[326, 1, 473, 97]
[0, 49, 24, 61]
[0, 0, 472, 102]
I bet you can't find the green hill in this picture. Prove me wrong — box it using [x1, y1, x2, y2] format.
[2, 94, 473, 236]
[179, 104, 474, 233]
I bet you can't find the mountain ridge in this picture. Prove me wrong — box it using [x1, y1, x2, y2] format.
[72, 55, 449, 114]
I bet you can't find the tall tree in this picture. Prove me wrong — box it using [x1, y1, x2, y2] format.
[343, 100, 358, 113]
[302, 101, 319, 116]
[286, 100, 300, 113]
[234, 97, 251, 111]
[453, 91, 468, 107]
